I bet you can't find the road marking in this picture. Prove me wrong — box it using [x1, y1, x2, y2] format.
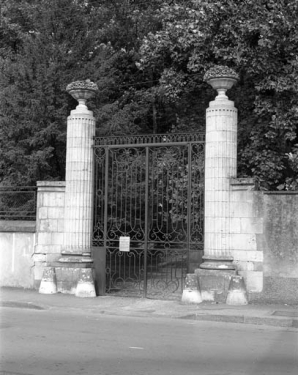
[129, 347, 144, 350]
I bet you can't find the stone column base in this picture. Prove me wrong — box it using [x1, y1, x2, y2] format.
[75, 268, 96, 298]
[52, 265, 95, 295]
[59, 254, 93, 264]
[226, 275, 248, 305]
[199, 256, 236, 270]
[48, 254, 95, 295]
[195, 268, 237, 303]
[181, 274, 202, 304]
[39, 267, 57, 294]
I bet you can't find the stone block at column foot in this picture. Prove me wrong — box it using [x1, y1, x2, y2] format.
[182, 289, 202, 304]
[201, 290, 215, 302]
[39, 267, 57, 294]
[226, 290, 248, 305]
[226, 275, 248, 305]
[75, 268, 96, 298]
[75, 282, 96, 298]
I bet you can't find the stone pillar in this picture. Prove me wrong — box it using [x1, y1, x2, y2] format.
[61, 81, 97, 259]
[58, 80, 98, 296]
[200, 66, 239, 270]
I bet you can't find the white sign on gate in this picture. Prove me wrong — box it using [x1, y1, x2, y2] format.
[119, 236, 130, 252]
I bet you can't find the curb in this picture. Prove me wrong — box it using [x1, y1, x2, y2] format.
[178, 313, 298, 328]
[1, 288, 297, 330]
[0, 301, 45, 310]
[1, 300, 297, 329]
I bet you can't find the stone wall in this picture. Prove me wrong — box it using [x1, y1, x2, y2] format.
[33, 181, 65, 288]
[0, 221, 36, 288]
[230, 179, 298, 304]
[0, 182, 66, 289]
[0, 178, 297, 303]
[252, 192, 298, 304]
[230, 178, 264, 293]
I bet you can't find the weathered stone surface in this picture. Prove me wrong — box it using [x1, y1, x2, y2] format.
[39, 267, 57, 294]
[0, 220, 36, 233]
[181, 289, 202, 304]
[55, 267, 81, 294]
[75, 268, 96, 298]
[233, 251, 263, 262]
[263, 193, 298, 277]
[184, 274, 199, 290]
[181, 274, 202, 304]
[32, 254, 46, 262]
[249, 276, 298, 304]
[238, 270, 263, 292]
[34, 182, 66, 279]
[195, 269, 236, 303]
[39, 219, 58, 233]
[0, 231, 35, 288]
[226, 275, 248, 305]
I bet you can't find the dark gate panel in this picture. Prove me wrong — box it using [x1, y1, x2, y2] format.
[93, 133, 204, 299]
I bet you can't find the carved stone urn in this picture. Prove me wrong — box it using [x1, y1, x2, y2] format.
[66, 79, 98, 109]
[204, 65, 239, 101]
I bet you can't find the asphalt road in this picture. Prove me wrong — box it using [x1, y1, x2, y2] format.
[0, 307, 297, 375]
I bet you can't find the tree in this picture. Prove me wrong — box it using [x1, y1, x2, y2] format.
[1, 0, 297, 190]
[0, 0, 103, 185]
[0, 0, 165, 185]
[137, 0, 298, 190]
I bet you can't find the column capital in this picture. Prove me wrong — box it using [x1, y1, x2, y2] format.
[207, 100, 237, 110]
[69, 108, 95, 117]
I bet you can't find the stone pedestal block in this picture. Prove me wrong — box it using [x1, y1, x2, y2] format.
[54, 264, 92, 294]
[195, 268, 237, 303]
[181, 273, 202, 304]
[39, 267, 57, 294]
[226, 275, 248, 305]
[75, 268, 96, 298]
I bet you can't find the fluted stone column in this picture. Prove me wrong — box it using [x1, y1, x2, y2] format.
[200, 67, 239, 270]
[62, 93, 94, 259]
[57, 81, 98, 297]
[60, 80, 98, 261]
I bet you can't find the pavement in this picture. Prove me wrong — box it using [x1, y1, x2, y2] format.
[0, 287, 297, 329]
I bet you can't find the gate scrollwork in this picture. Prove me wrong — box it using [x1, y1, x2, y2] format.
[93, 133, 204, 299]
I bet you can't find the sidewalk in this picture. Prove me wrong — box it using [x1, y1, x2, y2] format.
[1, 287, 297, 329]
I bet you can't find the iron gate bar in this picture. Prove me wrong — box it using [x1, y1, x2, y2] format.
[144, 146, 149, 297]
[100, 141, 193, 149]
[187, 143, 192, 268]
[103, 147, 109, 250]
[0, 186, 37, 220]
[94, 133, 205, 146]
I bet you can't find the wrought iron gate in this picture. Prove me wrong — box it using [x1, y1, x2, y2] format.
[93, 133, 204, 299]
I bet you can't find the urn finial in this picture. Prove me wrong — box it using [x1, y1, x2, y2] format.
[204, 66, 238, 101]
[66, 79, 98, 109]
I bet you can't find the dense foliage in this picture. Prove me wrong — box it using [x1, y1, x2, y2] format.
[0, 0, 297, 190]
